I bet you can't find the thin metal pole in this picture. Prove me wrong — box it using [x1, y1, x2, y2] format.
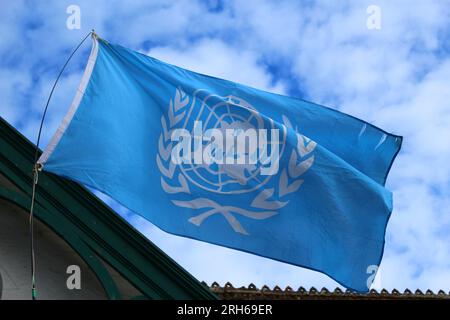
[29, 30, 93, 300]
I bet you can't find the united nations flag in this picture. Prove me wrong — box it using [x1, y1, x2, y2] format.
[39, 34, 402, 292]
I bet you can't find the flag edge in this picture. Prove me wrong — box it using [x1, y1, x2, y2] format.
[38, 35, 100, 166]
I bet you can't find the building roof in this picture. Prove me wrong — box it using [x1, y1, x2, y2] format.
[208, 282, 450, 300]
[0, 116, 216, 300]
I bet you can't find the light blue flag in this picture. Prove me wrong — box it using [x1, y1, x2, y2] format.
[39, 35, 402, 292]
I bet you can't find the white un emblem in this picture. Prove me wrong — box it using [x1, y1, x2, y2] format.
[157, 88, 316, 235]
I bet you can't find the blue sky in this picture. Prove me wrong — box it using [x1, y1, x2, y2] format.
[1, 0, 449, 291]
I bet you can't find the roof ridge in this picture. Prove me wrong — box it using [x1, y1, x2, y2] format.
[206, 282, 450, 299]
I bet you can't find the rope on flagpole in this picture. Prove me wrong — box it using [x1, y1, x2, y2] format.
[29, 30, 94, 300]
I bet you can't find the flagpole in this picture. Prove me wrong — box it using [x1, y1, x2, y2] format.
[29, 30, 94, 300]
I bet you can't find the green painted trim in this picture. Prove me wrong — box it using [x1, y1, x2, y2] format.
[0, 185, 122, 299]
[0, 116, 217, 300]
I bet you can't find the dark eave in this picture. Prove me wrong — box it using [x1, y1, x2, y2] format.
[0, 116, 216, 300]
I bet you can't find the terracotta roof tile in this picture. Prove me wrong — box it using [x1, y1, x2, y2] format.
[206, 282, 450, 300]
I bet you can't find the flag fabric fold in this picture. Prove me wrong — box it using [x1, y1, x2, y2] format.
[39, 35, 402, 292]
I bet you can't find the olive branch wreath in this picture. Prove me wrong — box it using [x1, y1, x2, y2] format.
[156, 88, 316, 235]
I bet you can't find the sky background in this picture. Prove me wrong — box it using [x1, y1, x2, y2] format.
[1, 0, 449, 291]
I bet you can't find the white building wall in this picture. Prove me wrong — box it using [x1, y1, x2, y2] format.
[0, 198, 107, 300]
